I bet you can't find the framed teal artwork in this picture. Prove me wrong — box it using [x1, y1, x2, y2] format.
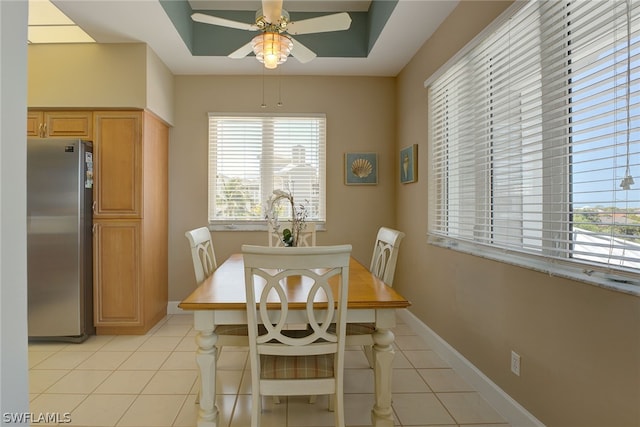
[345, 152, 377, 185]
[400, 144, 417, 184]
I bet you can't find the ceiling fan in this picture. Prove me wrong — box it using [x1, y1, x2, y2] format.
[191, 0, 352, 69]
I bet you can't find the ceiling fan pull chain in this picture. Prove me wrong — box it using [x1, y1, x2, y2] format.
[261, 67, 267, 108]
[277, 68, 283, 107]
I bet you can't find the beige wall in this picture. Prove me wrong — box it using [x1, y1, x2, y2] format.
[28, 44, 146, 109]
[26, 42, 394, 305]
[395, 2, 640, 427]
[28, 43, 174, 124]
[146, 46, 175, 124]
[169, 75, 396, 300]
[24, 7, 640, 424]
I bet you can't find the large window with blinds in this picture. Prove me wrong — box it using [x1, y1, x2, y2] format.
[208, 113, 326, 228]
[427, 1, 640, 288]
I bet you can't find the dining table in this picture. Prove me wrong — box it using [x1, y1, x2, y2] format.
[178, 252, 411, 427]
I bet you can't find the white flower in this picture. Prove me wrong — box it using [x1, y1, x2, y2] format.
[264, 189, 308, 247]
[272, 189, 291, 199]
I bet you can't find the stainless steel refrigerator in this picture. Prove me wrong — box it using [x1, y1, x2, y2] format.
[27, 138, 95, 342]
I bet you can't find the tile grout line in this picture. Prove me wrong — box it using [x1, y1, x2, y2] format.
[29, 314, 509, 427]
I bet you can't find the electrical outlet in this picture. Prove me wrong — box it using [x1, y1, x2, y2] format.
[511, 351, 521, 376]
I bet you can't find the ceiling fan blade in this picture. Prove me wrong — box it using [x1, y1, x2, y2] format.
[287, 12, 351, 35]
[191, 13, 257, 31]
[290, 37, 316, 63]
[262, 0, 283, 24]
[228, 41, 254, 59]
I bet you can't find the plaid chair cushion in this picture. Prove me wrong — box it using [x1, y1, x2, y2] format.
[327, 323, 376, 335]
[260, 354, 334, 379]
[215, 324, 268, 336]
[215, 324, 249, 336]
[346, 323, 375, 335]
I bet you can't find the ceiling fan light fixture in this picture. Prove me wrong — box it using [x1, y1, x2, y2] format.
[252, 32, 292, 69]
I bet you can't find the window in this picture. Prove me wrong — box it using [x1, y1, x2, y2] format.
[208, 113, 326, 229]
[427, 1, 640, 289]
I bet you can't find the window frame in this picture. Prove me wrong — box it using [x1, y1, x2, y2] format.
[207, 112, 327, 232]
[425, 1, 640, 295]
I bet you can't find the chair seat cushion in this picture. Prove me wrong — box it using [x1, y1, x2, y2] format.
[260, 354, 334, 379]
[214, 324, 249, 336]
[215, 324, 269, 336]
[328, 323, 376, 335]
[346, 323, 375, 335]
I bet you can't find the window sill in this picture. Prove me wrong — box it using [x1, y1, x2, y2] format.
[209, 224, 267, 232]
[209, 223, 326, 232]
[427, 235, 640, 297]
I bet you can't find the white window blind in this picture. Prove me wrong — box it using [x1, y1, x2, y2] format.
[208, 113, 326, 226]
[428, 0, 640, 284]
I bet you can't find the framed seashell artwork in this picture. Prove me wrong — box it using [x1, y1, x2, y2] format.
[400, 144, 417, 184]
[345, 152, 377, 185]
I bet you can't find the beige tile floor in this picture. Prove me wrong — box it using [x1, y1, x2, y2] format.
[28, 314, 511, 427]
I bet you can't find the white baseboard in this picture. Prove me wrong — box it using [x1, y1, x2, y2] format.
[167, 301, 183, 315]
[397, 309, 545, 427]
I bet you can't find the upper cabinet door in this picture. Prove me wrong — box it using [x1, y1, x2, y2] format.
[93, 111, 143, 218]
[27, 111, 43, 137]
[27, 111, 93, 138]
[45, 111, 93, 138]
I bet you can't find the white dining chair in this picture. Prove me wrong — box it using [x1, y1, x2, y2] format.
[242, 244, 352, 427]
[268, 222, 317, 247]
[185, 227, 242, 403]
[184, 228, 250, 346]
[185, 227, 217, 282]
[346, 227, 405, 366]
[268, 221, 325, 405]
[369, 227, 406, 286]
[186, 228, 283, 404]
[185, 227, 249, 403]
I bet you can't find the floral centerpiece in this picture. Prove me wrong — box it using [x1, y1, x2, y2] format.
[265, 189, 309, 247]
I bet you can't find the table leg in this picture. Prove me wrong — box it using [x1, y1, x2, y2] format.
[371, 326, 395, 427]
[194, 312, 219, 427]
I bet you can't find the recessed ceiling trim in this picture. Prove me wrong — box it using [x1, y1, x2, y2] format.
[36, 0, 458, 76]
[160, 0, 395, 59]
[187, 1, 372, 13]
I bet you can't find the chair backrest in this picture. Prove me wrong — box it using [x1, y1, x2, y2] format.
[369, 227, 405, 286]
[242, 244, 351, 363]
[268, 222, 317, 247]
[185, 227, 217, 283]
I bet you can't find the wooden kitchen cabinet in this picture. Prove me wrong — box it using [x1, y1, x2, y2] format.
[92, 110, 168, 334]
[27, 110, 93, 138]
[93, 111, 142, 218]
[92, 220, 142, 328]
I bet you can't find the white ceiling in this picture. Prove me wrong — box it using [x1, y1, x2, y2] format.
[51, 0, 458, 76]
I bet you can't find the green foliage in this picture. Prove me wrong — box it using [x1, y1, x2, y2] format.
[573, 209, 640, 243]
[216, 177, 255, 218]
[282, 228, 293, 246]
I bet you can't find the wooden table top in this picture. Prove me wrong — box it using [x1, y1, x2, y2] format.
[179, 253, 411, 311]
